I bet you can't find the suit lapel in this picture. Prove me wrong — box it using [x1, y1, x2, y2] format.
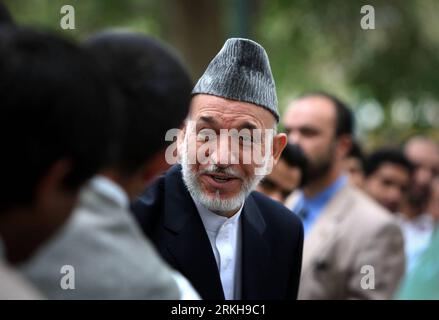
[241, 193, 270, 299]
[162, 165, 225, 300]
[301, 185, 353, 277]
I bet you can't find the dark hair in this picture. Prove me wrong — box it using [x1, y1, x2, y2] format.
[84, 31, 193, 175]
[347, 140, 365, 169]
[365, 148, 414, 177]
[0, 27, 121, 211]
[0, 2, 13, 26]
[301, 91, 354, 137]
[280, 143, 308, 187]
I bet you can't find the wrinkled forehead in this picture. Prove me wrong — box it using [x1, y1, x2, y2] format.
[189, 94, 276, 130]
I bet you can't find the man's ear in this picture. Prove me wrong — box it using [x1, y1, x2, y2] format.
[337, 135, 352, 160]
[272, 133, 288, 166]
[141, 149, 171, 186]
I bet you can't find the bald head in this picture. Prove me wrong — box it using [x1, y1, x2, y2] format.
[405, 136, 439, 157]
[284, 93, 353, 140]
[404, 136, 439, 200]
[282, 93, 353, 189]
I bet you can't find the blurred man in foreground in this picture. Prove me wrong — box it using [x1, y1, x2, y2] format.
[21, 31, 199, 299]
[0, 27, 119, 298]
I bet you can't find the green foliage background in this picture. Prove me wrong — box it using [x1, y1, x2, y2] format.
[4, 0, 438, 150]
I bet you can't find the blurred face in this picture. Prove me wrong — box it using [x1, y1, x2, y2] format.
[257, 159, 302, 203]
[283, 96, 340, 182]
[180, 94, 286, 216]
[364, 162, 411, 213]
[343, 157, 365, 188]
[427, 178, 439, 222]
[405, 140, 439, 203]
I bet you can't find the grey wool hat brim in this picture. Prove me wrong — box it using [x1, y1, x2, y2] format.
[192, 38, 279, 122]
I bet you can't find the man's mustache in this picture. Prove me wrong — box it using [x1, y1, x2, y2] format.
[197, 165, 244, 180]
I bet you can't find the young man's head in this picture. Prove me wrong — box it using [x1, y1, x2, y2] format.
[283, 92, 353, 193]
[257, 143, 308, 204]
[0, 27, 120, 264]
[84, 31, 193, 198]
[364, 149, 414, 213]
[404, 136, 439, 211]
[343, 140, 365, 188]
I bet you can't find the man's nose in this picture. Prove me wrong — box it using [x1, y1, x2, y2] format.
[210, 135, 233, 167]
[288, 131, 301, 145]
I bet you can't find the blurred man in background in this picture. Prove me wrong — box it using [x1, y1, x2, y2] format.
[0, 27, 119, 298]
[394, 137, 439, 273]
[21, 31, 199, 299]
[363, 148, 430, 272]
[402, 136, 439, 220]
[284, 92, 405, 299]
[363, 148, 413, 214]
[343, 141, 365, 188]
[257, 143, 308, 205]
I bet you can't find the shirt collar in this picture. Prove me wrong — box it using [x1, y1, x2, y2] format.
[300, 175, 348, 209]
[193, 199, 243, 234]
[89, 175, 129, 209]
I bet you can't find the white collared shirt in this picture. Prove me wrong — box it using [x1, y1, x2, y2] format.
[194, 200, 243, 300]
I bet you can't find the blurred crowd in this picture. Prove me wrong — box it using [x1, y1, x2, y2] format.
[0, 2, 438, 300]
[263, 95, 439, 298]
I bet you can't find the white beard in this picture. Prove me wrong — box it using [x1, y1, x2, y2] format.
[180, 132, 268, 214]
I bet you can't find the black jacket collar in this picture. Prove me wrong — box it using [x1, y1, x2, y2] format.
[162, 165, 271, 300]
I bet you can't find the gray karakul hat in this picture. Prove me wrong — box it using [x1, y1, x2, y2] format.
[192, 38, 279, 122]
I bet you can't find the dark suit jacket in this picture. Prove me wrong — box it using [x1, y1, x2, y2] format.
[131, 165, 304, 300]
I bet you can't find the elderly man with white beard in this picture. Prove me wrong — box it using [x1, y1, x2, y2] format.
[132, 38, 304, 300]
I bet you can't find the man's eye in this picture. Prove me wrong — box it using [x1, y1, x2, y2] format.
[239, 135, 252, 143]
[301, 129, 317, 137]
[197, 129, 216, 141]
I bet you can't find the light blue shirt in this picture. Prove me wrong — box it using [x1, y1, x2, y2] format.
[293, 175, 348, 236]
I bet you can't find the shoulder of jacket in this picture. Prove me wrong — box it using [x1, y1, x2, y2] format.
[251, 191, 302, 229]
[341, 186, 400, 230]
